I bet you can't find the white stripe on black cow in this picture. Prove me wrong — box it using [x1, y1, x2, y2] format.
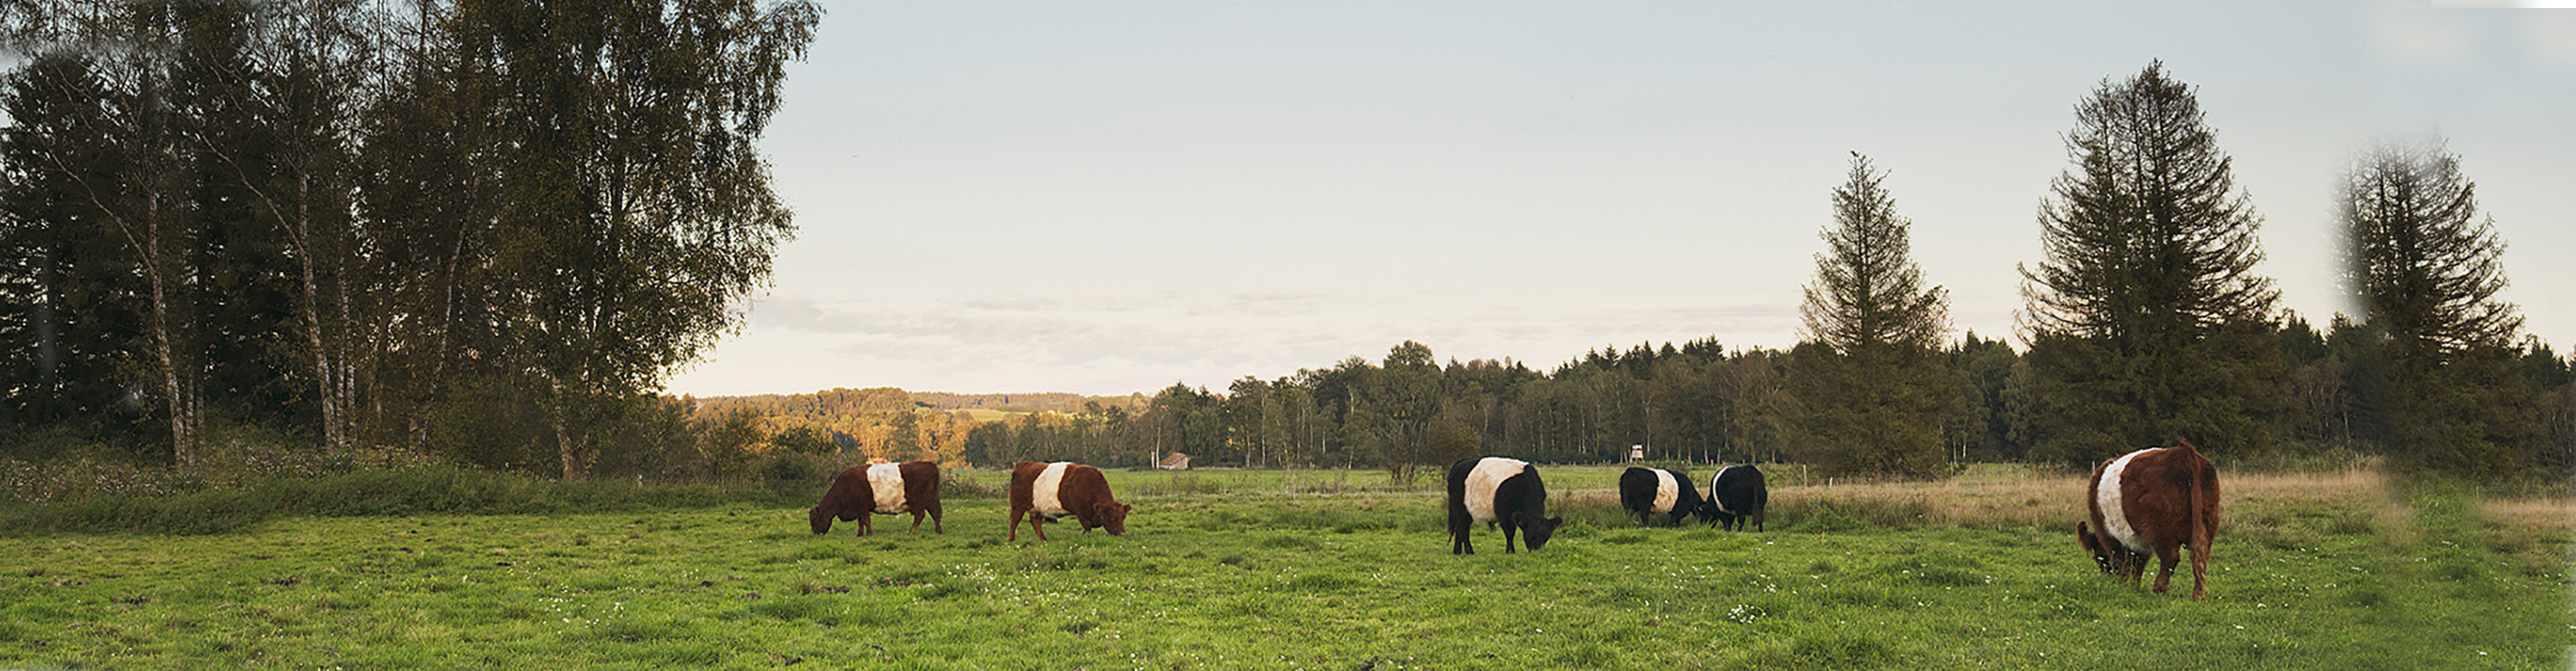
[1445, 456, 1561, 554]
[1618, 467, 1704, 526]
[1696, 464, 1767, 531]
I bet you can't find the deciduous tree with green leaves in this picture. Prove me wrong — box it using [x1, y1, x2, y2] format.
[449, 0, 819, 479]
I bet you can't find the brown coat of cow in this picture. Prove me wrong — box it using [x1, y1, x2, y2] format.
[2077, 440, 2220, 600]
[809, 461, 945, 537]
[1007, 461, 1131, 541]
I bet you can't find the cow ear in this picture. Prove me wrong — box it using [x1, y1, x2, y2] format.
[1121, 503, 1133, 514]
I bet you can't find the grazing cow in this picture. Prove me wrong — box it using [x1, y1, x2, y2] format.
[1697, 464, 1767, 531]
[1445, 456, 1562, 554]
[2076, 440, 2220, 600]
[809, 461, 945, 537]
[1617, 467, 1706, 527]
[1007, 461, 1132, 541]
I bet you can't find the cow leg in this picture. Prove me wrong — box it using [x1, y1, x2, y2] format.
[2152, 545, 2181, 594]
[2188, 542, 2208, 601]
[930, 505, 944, 534]
[1502, 523, 1519, 554]
[909, 509, 926, 533]
[1030, 516, 1047, 541]
[1008, 508, 1025, 541]
[1450, 509, 1473, 556]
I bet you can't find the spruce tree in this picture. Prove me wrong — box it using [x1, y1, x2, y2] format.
[2343, 141, 2520, 361]
[2018, 62, 2289, 465]
[1792, 153, 1953, 477]
[2341, 140, 2537, 477]
[1801, 153, 1949, 355]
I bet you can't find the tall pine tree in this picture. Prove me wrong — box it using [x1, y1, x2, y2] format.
[2019, 62, 2290, 466]
[2341, 140, 2537, 477]
[1792, 153, 1953, 477]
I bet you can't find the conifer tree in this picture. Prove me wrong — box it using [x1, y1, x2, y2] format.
[2341, 140, 2537, 476]
[1792, 153, 1953, 477]
[2018, 62, 2289, 465]
[1801, 153, 1949, 355]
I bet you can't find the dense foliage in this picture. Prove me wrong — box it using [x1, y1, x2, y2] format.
[0, 0, 819, 480]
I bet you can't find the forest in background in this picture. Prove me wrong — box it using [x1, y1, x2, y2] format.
[0, 3, 2566, 497]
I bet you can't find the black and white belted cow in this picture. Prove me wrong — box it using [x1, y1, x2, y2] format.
[1618, 466, 1705, 527]
[1445, 456, 1561, 554]
[1697, 464, 1767, 531]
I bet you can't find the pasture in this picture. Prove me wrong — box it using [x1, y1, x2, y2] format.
[2, 465, 2568, 669]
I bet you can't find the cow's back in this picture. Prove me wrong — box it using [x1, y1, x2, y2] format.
[1461, 457, 1530, 522]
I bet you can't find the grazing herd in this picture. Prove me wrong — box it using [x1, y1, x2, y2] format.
[1611, 464, 1769, 531]
[810, 442, 2220, 600]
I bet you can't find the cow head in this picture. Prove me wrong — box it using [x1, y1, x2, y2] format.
[810, 505, 835, 535]
[1096, 501, 1133, 535]
[2076, 522, 2112, 573]
[1520, 514, 1564, 550]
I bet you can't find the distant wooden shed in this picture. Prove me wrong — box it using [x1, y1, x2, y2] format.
[1157, 453, 1191, 470]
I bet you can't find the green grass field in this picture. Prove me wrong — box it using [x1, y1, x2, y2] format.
[2, 466, 2567, 669]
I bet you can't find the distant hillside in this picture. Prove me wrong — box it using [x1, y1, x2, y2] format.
[911, 391, 1148, 414]
[685, 387, 1149, 463]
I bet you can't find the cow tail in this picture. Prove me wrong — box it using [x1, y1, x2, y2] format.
[2182, 441, 2216, 564]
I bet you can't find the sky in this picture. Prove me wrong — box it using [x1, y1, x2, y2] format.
[665, 2, 2576, 398]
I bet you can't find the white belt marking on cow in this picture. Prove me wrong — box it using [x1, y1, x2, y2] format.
[1032, 462, 1073, 519]
[1650, 469, 1679, 514]
[867, 463, 908, 514]
[2097, 448, 2156, 554]
[1708, 466, 1738, 514]
[1463, 457, 1529, 523]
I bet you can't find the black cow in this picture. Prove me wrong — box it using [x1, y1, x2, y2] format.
[1445, 456, 1562, 554]
[1697, 464, 1767, 531]
[1618, 467, 1705, 527]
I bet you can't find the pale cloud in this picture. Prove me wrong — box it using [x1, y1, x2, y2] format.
[2366, 11, 2474, 65]
[2526, 12, 2576, 66]
[669, 291, 1807, 395]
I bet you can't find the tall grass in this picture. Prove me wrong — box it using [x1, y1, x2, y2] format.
[0, 464, 811, 536]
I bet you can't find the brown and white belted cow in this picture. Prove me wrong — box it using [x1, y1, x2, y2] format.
[1007, 461, 1131, 541]
[809, 461, 945, 537]
[2077, 440, 2220, 600]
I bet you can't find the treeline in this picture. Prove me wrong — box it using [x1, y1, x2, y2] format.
[911, 392, 1148, 414]
[0, 1, 822, 480]
[989, 313, 2563, 480]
